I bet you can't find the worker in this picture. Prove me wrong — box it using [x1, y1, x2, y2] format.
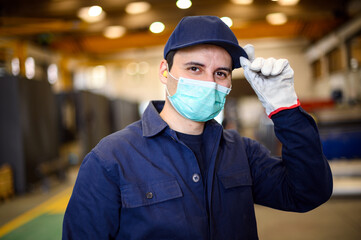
[63, 15, 333, 240]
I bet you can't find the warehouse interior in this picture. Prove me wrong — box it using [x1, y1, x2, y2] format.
[0, 0, 361, 239]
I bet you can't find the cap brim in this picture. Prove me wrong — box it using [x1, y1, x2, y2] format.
[168, 40, 248, 69]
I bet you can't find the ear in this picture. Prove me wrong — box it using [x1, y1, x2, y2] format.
[159, 59, 168, 84]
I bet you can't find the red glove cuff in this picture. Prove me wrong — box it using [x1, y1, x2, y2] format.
[268, 99, 301, 118]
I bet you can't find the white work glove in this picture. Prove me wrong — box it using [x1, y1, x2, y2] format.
[240, 44, 300, 118]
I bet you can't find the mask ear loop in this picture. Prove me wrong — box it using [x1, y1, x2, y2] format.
[166, 65, 179, 81]
[165, 64, 179, 97]
[165, 85, 171, 97]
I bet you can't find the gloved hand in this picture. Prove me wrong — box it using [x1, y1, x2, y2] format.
[240, 44, 300, 118]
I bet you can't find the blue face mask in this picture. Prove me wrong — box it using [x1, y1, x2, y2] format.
[166, 71, 231, 122]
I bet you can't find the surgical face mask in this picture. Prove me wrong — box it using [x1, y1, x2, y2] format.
[166, 70, 231, 122]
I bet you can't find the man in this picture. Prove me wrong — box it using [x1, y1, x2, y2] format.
[63, 16, 333, 239]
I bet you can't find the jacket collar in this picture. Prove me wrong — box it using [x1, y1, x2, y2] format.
[142, 101, 168, 137]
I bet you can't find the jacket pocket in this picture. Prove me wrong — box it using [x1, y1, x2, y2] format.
[218, 170, 252, 189]
[120, 179, 183, 208]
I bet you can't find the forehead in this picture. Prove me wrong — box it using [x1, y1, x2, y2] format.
[174, 44, 232, 66]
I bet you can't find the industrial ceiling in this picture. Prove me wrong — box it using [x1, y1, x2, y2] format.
[1, 0, 359, 56]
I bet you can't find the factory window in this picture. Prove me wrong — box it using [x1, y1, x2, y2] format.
[90, 65, 107, 89]
[326, 47, 344, 73]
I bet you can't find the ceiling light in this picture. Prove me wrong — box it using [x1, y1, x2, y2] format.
[277, 0, 299, 6]
[149, 22, 165, 33]
[77, 5, 106, 23]
[221, 17, 233, 27]
[104, 26, 126, 39]
[266, 13, 287, 25]
[230, 0, 253, 5]
[125, 2, 151, 15]
[176, 0, 192, 9]
[88, 6, 102, 17]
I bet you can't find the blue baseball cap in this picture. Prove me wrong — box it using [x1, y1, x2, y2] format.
[164, 15, 248, 69]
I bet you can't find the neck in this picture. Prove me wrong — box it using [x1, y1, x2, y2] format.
[160, 100, 205, 135]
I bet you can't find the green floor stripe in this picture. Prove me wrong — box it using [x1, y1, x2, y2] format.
[0, 213, 64, 240]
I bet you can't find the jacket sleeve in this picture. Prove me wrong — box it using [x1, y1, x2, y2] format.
[62, 151, 121, 239]
[246, 107, 333, 212]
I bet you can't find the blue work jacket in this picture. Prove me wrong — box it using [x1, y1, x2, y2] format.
[63, 101, 333, 240]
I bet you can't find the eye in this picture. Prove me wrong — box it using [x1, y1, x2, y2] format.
[188, 66, 200, 72]
[215, 71, 228, 79]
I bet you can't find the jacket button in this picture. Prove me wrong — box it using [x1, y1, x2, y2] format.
[192, 173, 200, 183]
[146, 192, 153, 199]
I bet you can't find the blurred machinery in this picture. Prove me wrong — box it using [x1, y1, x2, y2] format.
[314, 107, 361, 160]
[0, 74, 140, 194]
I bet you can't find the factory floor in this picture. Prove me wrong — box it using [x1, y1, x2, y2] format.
[0, 162, 361, 240]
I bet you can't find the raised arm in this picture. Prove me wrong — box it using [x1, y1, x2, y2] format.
[240, 45, 333, 211]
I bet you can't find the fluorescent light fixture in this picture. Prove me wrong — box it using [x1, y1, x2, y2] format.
[104, 26, 126, 39]
[125, 2, 151, 15]
[47, 64, 58, 84]
[25, 57, 35, 79]
[221, 17, 233, 27]
[11, 58, 20, 76]
[149, 22, 165, 33]
[77, 5, 106, 23]
[277, 0, 299, 6]
[231, 0, 253, 5]
[266, 13, 287, 25]
[176, 0, 192, 9]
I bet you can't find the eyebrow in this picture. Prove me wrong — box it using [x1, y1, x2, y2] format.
[184, 61, 205, 67]
[217, 67, 232, 74]
[184, 62, 232, 73]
